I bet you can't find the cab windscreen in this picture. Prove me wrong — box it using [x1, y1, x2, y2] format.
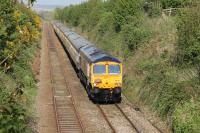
[93, 65, 106, 74]
[108, 65, 120, 74]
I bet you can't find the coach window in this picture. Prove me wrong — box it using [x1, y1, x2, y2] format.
[93, 65, 106, 74]
[108, 65, 120, 74]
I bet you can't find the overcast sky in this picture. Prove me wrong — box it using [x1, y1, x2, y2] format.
[34, 0, 87, 6]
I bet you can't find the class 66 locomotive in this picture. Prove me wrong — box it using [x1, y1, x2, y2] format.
[52, 22, 122, 103]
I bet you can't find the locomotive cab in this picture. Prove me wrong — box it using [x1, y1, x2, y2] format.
[90, 61, 122, 102]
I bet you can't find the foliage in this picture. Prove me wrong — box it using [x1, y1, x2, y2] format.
[161, 0, 184, 8]
[110, 0, 143, 32]
[138, 56, 200, 132]
[168, 6, 200, 131]
[161, 0, 193, 8]
[140, 64, 190, 116]
[149, 5, 162, 17]
[176, 6, 200, 67]
[0, 1, 41, 132]
[54, 1, 200, 132]
[172, 100, 200, 133]
[0, 44, 38, 133]
[121, 22, 150, 54]
[145, 0, 192, 9]
[0, 0, 41, 69]
[54, 0, 150, 56]
[96, 12, 115, 36]
[136, 16, 200, 132]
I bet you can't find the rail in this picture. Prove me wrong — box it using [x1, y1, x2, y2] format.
[46, 23, 84, 133]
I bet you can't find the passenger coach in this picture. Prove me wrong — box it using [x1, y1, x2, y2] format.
[53, 22, 123, 103]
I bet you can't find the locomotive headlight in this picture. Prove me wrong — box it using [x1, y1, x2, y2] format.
[94, 83, 97, 86]
[115, 83, 122, 86]
[94, 79, 102, 87]
[94, 79, 102, 84]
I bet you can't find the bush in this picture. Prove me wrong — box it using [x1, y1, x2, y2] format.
[111, 0, 143, 32]
[172, 100, 200, 132]
[176, 5, 200, 79]
[161, 0, 189, 9]
[0, 43, 39, 133]
[148, 5, 161, 17]
[0, 1, 41, 69]
[139, 65, 191, 116]
[139, 60, 200, 132]
[0, 1, 41, 132]
[97, 12, 115, 36]
[121, 21, 150, 53]
[0, 46, 38, 132]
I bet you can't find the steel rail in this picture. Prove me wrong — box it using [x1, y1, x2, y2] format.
[121, 94, 163, 133]
[45, 24, 60, 133]
[46, 23, 84, 133]
[115, 104, 140, 133]
[96, 105, 116, 133]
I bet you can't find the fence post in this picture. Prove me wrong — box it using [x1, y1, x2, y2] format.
[169, 8, 172, 16]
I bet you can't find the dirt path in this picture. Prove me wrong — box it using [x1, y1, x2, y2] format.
[36, 23, 57, 133]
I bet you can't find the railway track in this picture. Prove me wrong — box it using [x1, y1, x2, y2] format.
[46, 24, 84, 133]
[97, 102, 163, 133]
[115, 104, 140, 133]
[47, 22, 140, 133]
[43, 23, 165, 133]
[96, 105, 116, 133]
[121, 95, 164, 133]
[97, 104, 139, 133]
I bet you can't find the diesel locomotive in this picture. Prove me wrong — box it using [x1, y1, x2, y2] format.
[52, 22, 123, 103]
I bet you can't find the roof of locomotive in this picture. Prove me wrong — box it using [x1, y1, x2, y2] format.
[53, 22, 121, 63]
[80, 45, 121, 63]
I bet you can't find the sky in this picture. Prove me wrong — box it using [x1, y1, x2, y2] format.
[34, 0, 87, 6]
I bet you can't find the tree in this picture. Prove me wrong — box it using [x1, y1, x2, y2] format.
[161, 0, 190, 8]
[110, 0, 143, 32]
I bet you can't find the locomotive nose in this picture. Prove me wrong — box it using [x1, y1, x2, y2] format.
[93, 76, 122, 89]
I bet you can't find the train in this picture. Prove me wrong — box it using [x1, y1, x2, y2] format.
[52, 22, 123, 103]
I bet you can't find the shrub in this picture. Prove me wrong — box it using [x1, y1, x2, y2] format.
[97, 12, 115, 36]
[148, 5, 162, 17]
[121, 21, 150, 53]
[161, 0, 189, 9]
[140, 65, 191, 116]
[172, 100, 200, 132]
[139, 60, 200, 132]
[176, 5, 200, 79]
[111, 0, 143, 32]
[0, 1, 41, 132]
